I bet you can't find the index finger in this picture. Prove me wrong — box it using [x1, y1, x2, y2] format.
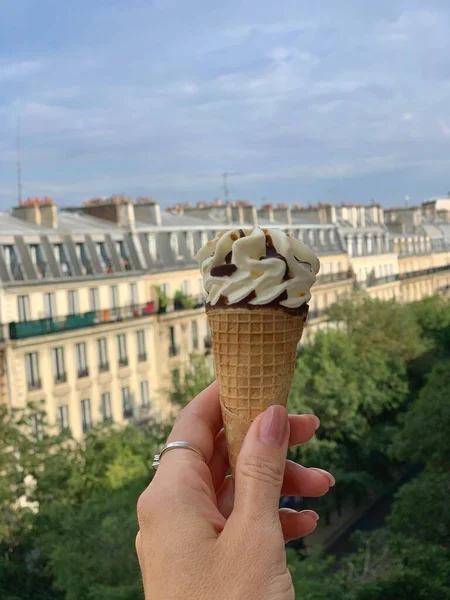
[160, 380, 222, 469]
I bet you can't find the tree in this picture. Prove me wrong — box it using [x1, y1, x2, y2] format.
[170, 354, 215, 408]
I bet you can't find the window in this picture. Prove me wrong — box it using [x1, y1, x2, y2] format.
[97, 338, 109, 371]
[169, 326, 177, 356]
[137, 330, 146, 361]
[30, 413, 43, 440]
[52, 347, 66, 384]
[129, 282, 138, 307]
[161, 282, 170, 297]
[17, 295, 31, 322]
[148, 234, 158, 260]
[56, 405, 70, 434]
[76, 342, 89, 377]
[140, 380, 150, 408]
[89, 287, 100, 312]
[170, 233, 180, 257]
[110, 285, 119, 315]
[44, 292, 56, 318]
[185, 232, 195, 256]
[117, 334, 128, 367]
[100, 392, 113, 422]
[25, 352, 40, 390]
[55, 243, 72, 276]
[98, 242, 112, 271]
[191, 321, 199, 350]
[80, 399, 92, 432]
[68, 290, 78, 315]
[121, 386, 134, 419]
[182, 280, 190, 295]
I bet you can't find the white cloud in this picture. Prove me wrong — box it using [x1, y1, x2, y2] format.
[178, 82, 199, 95]
[401, 112, 413, 121]
[0, 60, 41, 80]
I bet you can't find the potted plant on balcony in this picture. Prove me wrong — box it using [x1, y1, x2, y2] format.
[173, 290, 196, 310]
[154, 285, 168, 314]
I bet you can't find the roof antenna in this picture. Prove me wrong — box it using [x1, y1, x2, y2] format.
[16, 119, 23, 204]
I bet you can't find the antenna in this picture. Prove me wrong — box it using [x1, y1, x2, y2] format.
[16, 119, 23, 204]
[223, 172, 229, 203]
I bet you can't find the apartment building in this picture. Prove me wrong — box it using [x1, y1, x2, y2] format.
[1, 195, 449, 439]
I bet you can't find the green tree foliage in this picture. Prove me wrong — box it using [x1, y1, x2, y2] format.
[169, 354, 214, 408]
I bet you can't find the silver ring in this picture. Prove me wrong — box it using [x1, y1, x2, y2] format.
[152, 441, 205, 470]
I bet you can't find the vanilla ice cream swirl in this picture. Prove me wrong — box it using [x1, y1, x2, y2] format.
[196, 227, 320, 311]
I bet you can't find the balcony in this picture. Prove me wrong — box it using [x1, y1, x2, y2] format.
[118, 357, 129, 368]
[54, 373, 67, 385]
[8, 301, 157, 340]
[366, 274, 399, 287]
[398, 264, 450, 280]
[204, 337, 212, 353]
[78, 367, 89, 378]
[123, 406, 134, 419]
[138, 352, 147, 363]
[27, 378, 42, 391]
[307, 308, 328, 320]
[99, 362, 109, 373]
[169, 345, 180, 357]
[316, 271, 353, 286]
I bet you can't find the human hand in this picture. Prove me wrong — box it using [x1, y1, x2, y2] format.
[136, 381, 335, 600]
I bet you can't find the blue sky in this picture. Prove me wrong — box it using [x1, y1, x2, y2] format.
[1, 0, 450, 209]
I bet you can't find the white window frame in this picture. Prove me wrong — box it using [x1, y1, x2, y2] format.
[44, 292, 56, 318]
[25, 352, 40, 389]
[68, 290, 79, 315]
[52, 347, 66, 383]
[76, 342, 88, 374]
[140, 380, 150, 408]
[57, 404, 70, 433]
[17, 295, 31, 322]
[97, 338, 108, 368]
[89, 287, 100, 312]
[100, 392, 113, 421]
[80, 398, 92, 432]
[117, 334, 128, 363]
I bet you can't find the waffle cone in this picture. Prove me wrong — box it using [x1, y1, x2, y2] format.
[207, 307, 306, 473]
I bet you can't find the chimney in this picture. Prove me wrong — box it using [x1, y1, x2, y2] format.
[230, 203, 244, 224]
[13, 197, 58, 228]
[82, 195, 136, 227]
[242, 203, 257, 225]
[134, 198, 162, 226]
[318, 204, 336, 224]
[273, 203, 292, 224]
[258, 204, 274, 223]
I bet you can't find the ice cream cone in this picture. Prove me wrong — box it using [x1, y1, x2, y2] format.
[207, 306, 307, 473]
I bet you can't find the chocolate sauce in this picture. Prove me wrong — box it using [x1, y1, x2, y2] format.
[207, 297, 309, 318]
[211, 263, 237, 277]
[224, 251, 232, 264]
[261, 233, 290, 280]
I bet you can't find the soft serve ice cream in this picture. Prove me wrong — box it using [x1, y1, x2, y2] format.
[196, 227, 320, 314]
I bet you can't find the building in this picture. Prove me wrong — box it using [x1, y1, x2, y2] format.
[1, 195, 449, 439]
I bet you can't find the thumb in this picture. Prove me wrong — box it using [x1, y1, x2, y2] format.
[233, 405, 289, 524]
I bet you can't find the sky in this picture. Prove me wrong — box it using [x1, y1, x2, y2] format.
[1, 0, 450, 210]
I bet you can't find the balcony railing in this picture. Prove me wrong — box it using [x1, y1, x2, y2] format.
[118, 357, 129, 368]
[123, 406, 134, 419]
[78, 367, 89, 378]
[8, 301, 157, 340]
[99, 362, 109, 373]
[316, 271, 353, 285]
[138, 352, 147, 362]
[307, 308, 328, 320]
[399, 264, 450, 280]
[54, 373, 67, 385]
[27, 378, 42, 391]
[365, 274, 399, 288]
[169, 345, 180, 357]
[204, 337, 212, 350]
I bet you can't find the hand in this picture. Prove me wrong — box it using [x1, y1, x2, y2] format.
[136, 381, 335, 600]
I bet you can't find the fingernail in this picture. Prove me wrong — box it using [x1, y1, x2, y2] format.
[259, 405, 288, 448]
[300, 510, 320, 522]
[309, 467, 336, 487]
[307, 415, 320, 430]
